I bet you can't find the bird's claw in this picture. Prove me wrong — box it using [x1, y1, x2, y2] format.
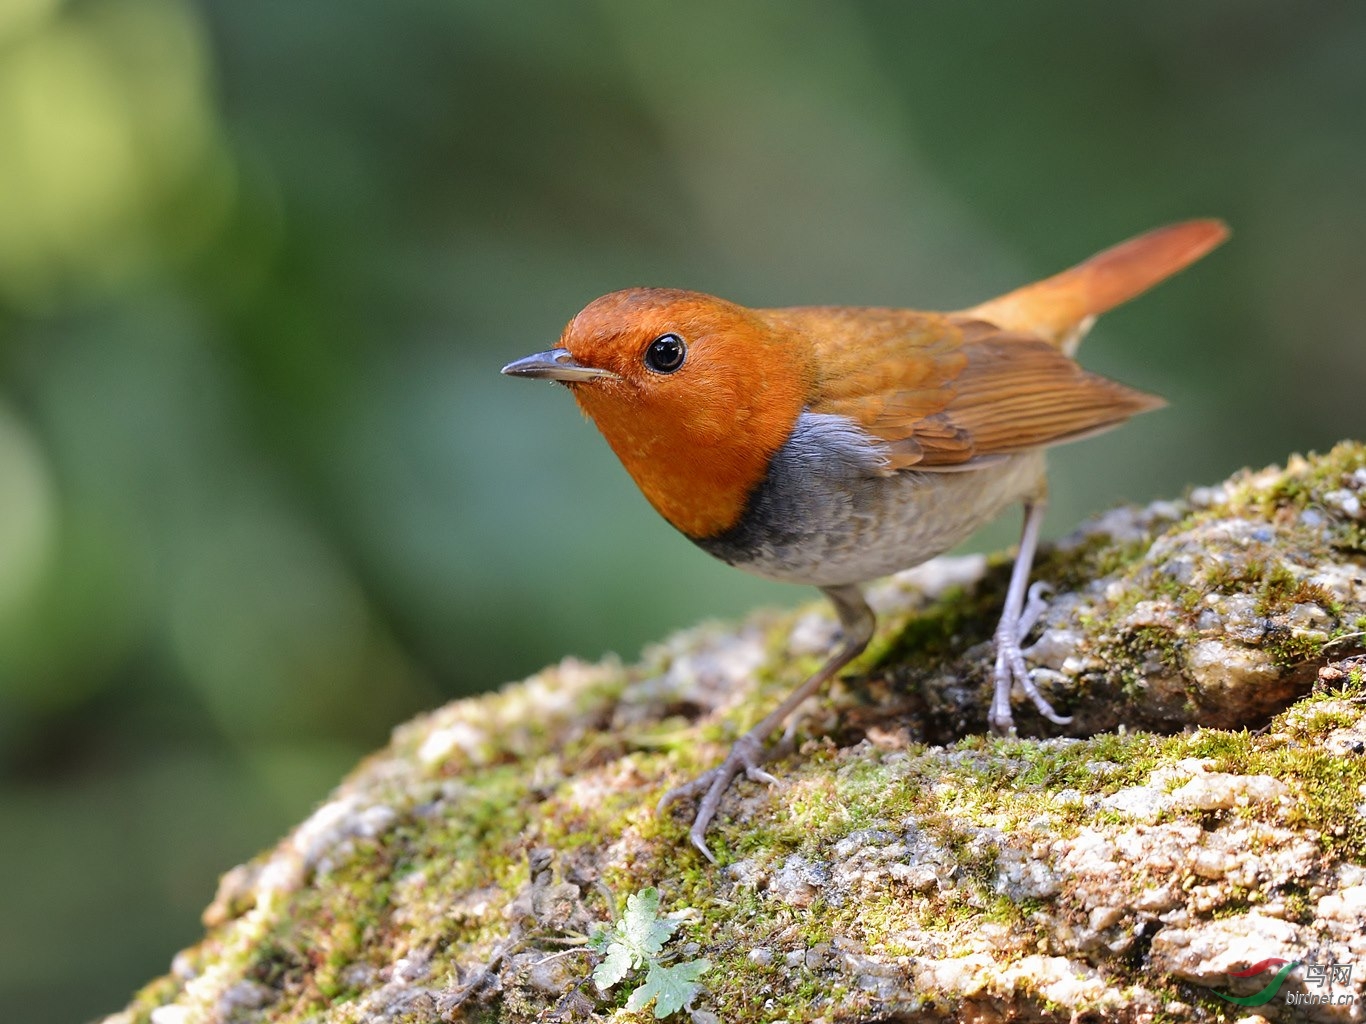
[988, 583, 1070, 735]
[657, 732, 773, 864]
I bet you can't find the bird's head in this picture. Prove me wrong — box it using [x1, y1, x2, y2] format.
[502, 288, 812, 538]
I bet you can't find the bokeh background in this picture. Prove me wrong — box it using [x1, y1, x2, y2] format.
[1, 1, 1363, 1020]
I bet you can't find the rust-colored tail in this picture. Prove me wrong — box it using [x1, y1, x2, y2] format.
[965, 219, 1228, 353]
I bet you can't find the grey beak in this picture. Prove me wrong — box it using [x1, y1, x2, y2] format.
[500, 348, 618, 383]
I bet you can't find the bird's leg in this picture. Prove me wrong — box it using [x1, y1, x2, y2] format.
[658, 584, 875, 863]
[988, 496, 1072, 734]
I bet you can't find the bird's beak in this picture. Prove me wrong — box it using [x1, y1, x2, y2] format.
[500, 348, 619, 383]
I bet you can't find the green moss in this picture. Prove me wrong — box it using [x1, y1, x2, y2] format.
[1267, 884, 1315, 925]
[1104, 625, 1188, 704]
[1254, 563, 1310, 616]
[1040, 532, 1156, 593]
[1008, 738, 1128, 792]
[875, 583, 1000, 670]
[1283, 749, 1366, 857]
[1246, 441, 1366, 515]
[122, 974, 185, 1024]
[1085, 732, 1171, 786]
[1330, 658, 1366, 691]
[1201, 555, 1264, 595]
[1262, 627, 1328, 665]
[1333, 520, 1366, 553]
[1177, 700, 1366, 860]
[1182, 728, 1254, 770]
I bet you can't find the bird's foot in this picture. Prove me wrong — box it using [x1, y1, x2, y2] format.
[988, 581, 1071, 735]
[657, 731, 777, 864]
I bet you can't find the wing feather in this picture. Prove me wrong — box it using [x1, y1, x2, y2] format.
[764, 307, 1162, 474]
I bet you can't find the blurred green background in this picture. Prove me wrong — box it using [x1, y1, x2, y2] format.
[1, 1, 1363, 1020]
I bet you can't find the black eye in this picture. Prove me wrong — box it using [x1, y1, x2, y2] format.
[644, 333, 686, 374]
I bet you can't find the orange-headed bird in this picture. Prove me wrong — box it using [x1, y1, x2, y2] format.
[503, 220, 1227, 860]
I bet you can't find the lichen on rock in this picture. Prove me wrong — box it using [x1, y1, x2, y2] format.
[105, 444, 1366, 1023]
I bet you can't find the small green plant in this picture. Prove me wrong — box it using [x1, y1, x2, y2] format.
[589, 887, 710, 1018]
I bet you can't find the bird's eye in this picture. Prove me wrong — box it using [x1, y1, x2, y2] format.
[643, 333, 686, 374]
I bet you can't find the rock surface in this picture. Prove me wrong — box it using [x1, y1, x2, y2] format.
[105, 444, 1366, 1023]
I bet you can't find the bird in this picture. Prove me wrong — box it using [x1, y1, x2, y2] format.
[501, 219, 1228, 861]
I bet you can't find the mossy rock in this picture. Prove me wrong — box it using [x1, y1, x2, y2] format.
[107, 443, 1366, 1023]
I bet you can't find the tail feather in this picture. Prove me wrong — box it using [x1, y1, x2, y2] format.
[964, 219, 1229, 353]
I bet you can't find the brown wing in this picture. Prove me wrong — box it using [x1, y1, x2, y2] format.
[929, 318, 1166, 466]
[765, 307, 1163, 474]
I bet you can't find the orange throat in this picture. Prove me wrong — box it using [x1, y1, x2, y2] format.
[571, 378, 804, 540]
